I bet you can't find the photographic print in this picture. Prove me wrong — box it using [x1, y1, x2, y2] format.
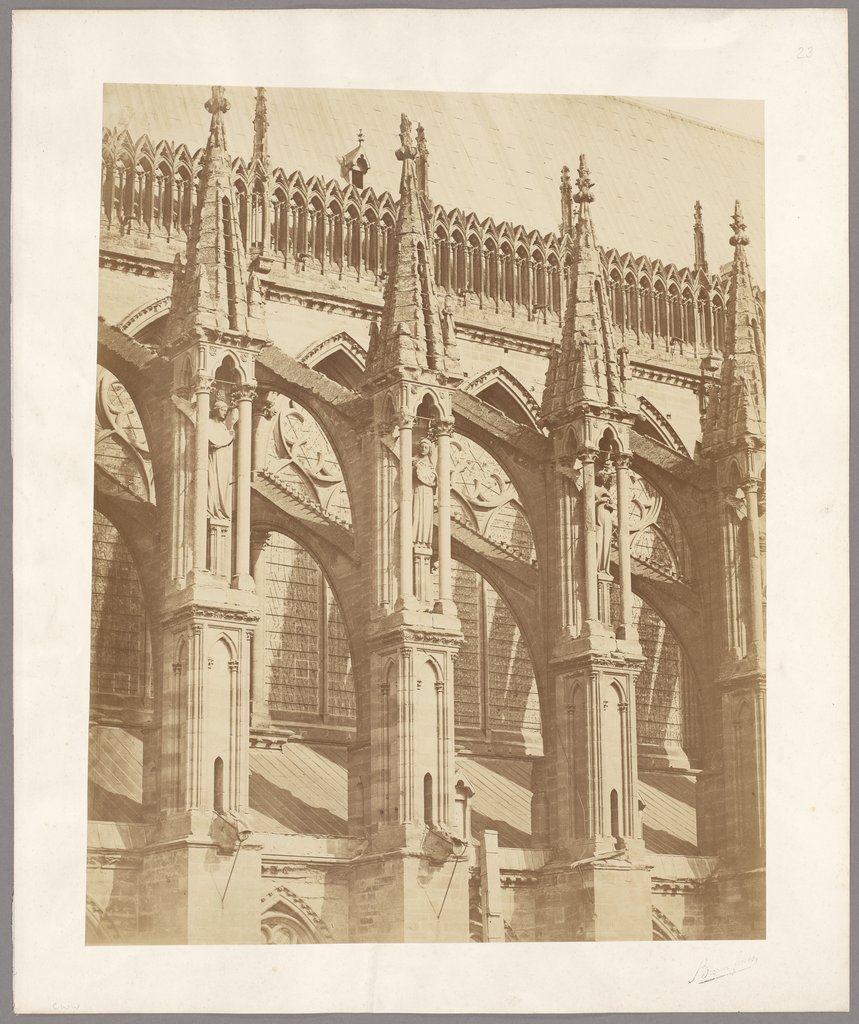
[88, 82, 766, 945]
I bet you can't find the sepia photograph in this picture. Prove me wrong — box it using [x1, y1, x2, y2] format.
[88, 82, 766, 945]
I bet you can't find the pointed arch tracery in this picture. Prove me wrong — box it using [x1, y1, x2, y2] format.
[95, 366, 155, 505]
[260, 886, 335, 943]
[626, 465, 692, 582]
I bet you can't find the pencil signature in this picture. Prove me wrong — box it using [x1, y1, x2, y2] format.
[688, 954, 757, 985]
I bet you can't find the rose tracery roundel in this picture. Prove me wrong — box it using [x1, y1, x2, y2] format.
[627, 469, 690, 580]
[266, 396, 352, 525]
[450, 435, 535, 562]
[451, 436, 514, 509]
[96, 368, 149, 452]
[94, 367, 154, 503]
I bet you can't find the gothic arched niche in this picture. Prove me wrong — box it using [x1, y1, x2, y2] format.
[264, 531, 355, 723]
[451, 558, 542, 753]
[90, 508, 151, 704]
[95, 366, 155, 505]
[265, 394, 352, 526]
[450, 433, 535, 562]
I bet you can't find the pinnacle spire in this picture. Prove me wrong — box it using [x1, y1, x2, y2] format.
[727, 202, 760, 360]
[164, 87, 267, 347]
[252, 87, 270, 167]
[365, 115, 461, 385]
[560, 165, 573, 236]
[694, 199, 708, 273]
[541, 154, 627, 424]
[416, 123, 430, 209]
[702, 201, 765, 448]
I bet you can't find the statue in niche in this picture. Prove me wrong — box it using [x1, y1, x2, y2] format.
[412, 437, 437, 545]
[618, 344, 630, 383]
[594, 466, 615, 574]
[207, 393, 235, 520]
[247, 268, 264, 314]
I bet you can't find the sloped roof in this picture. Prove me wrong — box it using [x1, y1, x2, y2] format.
[639, 771, 698, 856]
[247, 743, 350, 835]
[88, 724, 144, 823]
[87, 727, 701, 860]
[103, 85, 765, 281]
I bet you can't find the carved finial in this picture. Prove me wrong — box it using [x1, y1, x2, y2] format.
[205, 86, 230, 119]
[417, 124, 428, 158]
[205, 86, 230, 147]
[358, 128, 365, 145]
[561, 165, 572, 190]
[694, 200, 703, 226]
[730, 200, 749, 247]
[574, 154, 594, 204]
[397, 113, 416, 160]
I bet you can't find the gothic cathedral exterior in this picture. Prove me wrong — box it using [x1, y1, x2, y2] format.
[89, 86, 765, 943]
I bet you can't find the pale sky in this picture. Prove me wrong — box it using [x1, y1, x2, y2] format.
[632, 97, 764, 139]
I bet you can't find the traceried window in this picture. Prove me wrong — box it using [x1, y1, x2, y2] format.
[609, 586, 699, 767]
[633, 595, 698, 761]
[264, 532, 355, 722]
[90, 509, 150, 701]
[451, 559, 541, 749]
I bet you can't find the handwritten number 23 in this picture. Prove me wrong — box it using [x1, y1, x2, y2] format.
[796, 46, 814, 59]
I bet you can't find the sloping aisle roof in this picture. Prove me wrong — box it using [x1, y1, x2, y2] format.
[103, 85, 765, 282]
[88, 726, 700, 859]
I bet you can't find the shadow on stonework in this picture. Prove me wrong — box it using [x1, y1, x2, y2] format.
[88, 780, 144, 823]
[470, 809, 533, 850]
[249, 769, 349, 834]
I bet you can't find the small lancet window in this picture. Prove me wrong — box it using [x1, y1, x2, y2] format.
[423, 773, 434, 827]
[610, 789, 620, 840]
[214, 757, 225, 814]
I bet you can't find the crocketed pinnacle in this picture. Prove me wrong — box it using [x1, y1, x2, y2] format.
[252, 87, 270, 169]
[694, 200, 708, 273]
[164, 86, 267, 347]
[560, 164, 573, 236]
[541, 154, 627, 425]
[365, 114, 462, 384]
[703, 201, 765, 448]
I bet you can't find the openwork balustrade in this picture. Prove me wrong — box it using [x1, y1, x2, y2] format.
[101, 129, 765, 356]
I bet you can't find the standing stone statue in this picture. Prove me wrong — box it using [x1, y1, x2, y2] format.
[208, 395, 235, 520]
[594, 467, 615, 574]
[412, 437, 437, 545]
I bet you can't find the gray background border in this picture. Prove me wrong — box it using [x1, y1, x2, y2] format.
[2, 0, 853, 1020]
